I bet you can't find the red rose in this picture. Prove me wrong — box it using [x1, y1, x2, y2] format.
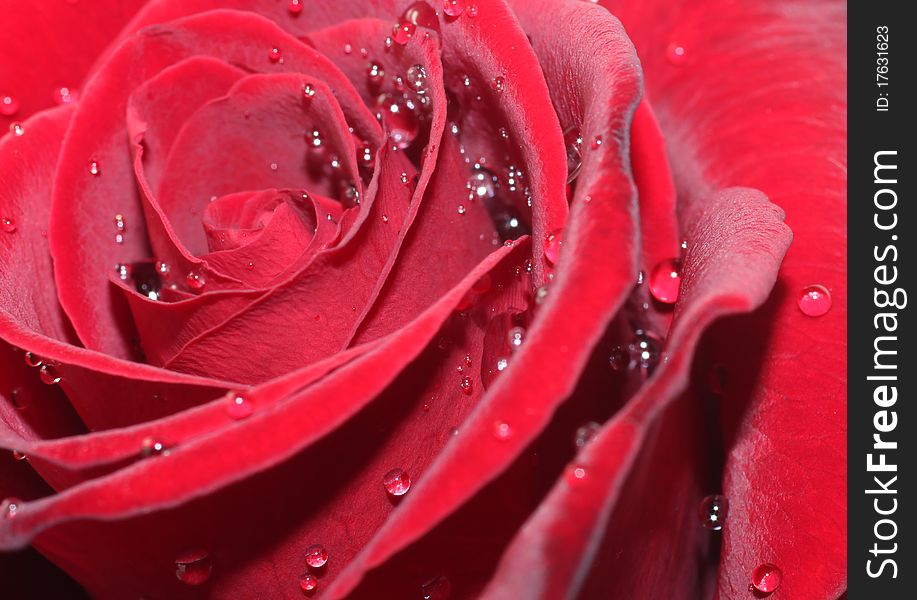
[0, 1, 845, 599]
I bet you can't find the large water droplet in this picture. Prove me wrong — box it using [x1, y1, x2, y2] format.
[544, 231, 563, 265]
[0, 94, 19, 116]
[574, 422, 601, 448]
[39, 364, 61, 385]
[649, 258, 681, 304]
[224, 392, 254, 420]
[367, 62, 386, 88]
[751, 563, 782, 593]
[564, 126, 583, 183]
[174, 549, 213, 585]
[406, 64, 428, 94]
[300, 574, 318, 592]
[392, 20, 416, 45]
[698, 494, 729, 530]
[375, 95, 420, 150]
[797, 284, 831, 317]
[1, 217, 16, 233]
[421, 575, 452, 600]
[304, 544, 329, 568]
[186, 271, 206, 292]
[442, 0, 466, 18]
[1, 497, 21, 519]
[383, 468, 411, 496]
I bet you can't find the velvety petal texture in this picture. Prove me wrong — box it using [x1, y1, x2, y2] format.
[1, 0, 844, 598]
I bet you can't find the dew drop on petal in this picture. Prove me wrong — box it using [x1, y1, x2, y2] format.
[574, 422, 601, 448]
[288, 0, 303, 15]
[1, 497, 21, 519]
[268, 46, 282, 63]
[406, 64, 428, 94]
[141, 437, 168, 457]
[23, 351, 42, 368]
[174, 549, 213, 586]
[456, 204, 466, 215]
[608, 346, 630, 371]
[491, 76, 505, 94]
[442, 0, 465, 18]
[53, 86, 78, 105]
[466, 169, 496, 201]
[629, 330, 661, 375]
[383, 468, 411, 496]
[467, 4, 478, 17]
[544, 231, 563, 265]
[698, 494, 729, 530]
[300, 574, 318, 592]
[392, 21, 416, 45]
[375, 95, 419, 150]
[12, 449, 27, 461]
[564, 126, 583, 183]
[186, 271, 206, 292]
[10, 387, 30, 410]
[666, 42, 688, 66]
[367, 62, 386, 87]
[567, 465, 587, 481]
[421, 575, 452, 600]
[9, 122, 23, 136]
[39, 364, 61, 385]
[1, 217, 16, 233]
[493, 421, 512, 440]
[304, 544, 328, 568]
[590, 135, 603, 150]
[0, 94, 19, 116]
[115, 263, 131, 281]
[224, 392, 254, 420]
[797, 284, 831, 317]
[751, 563, 782, 593]
[460, 375, 473, 395]
[302, 83, 316, 103]
[649, 258, 681, 304]
[88, 159, 101, 176]
[507, 326, 525, 351]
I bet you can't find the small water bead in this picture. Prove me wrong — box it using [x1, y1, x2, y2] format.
[591, 135, 603, 150]
[304, 544, 328, 568]
[392, 21, 416, 45]
[115, 263, 130, 281]
[268, 46, 282, 63]
[382, 468, 411, 496]
[460, 375, 473, 395]
[288, 0, 303, 15]
[496, 357, 509, 372]
[564, 126, 583, 183]
[649, 258, 682, 304]
[186, 271, 206, 291]
[1, 497, 21, 519]
[467, 169, 497, 201]
[224, 392, 254, 420]
[174, 549, 213, 585]
[307, 129, 324, 149]
[698, 494, 729, 531]
[797, 284, 832, 317]
[751, 563, 782, 594]
[544, 231, 563, 265]
[39, 364, 61, 385]
[406, 64, 428, 94]
[442, 0, 466, 17]
[629, 330, 662, 373]
[534, 284, 549, 305]
[467, 4, 479, 17]
[23, 351, 42, 368]
[140, 437, 168, 457]
[666, 42, 688, 66]
[300, 574, 318, 592]
[568, 465, 587, 481]
[493, 421, 512, 440]
[608, 346, 629, 371]
[53, 86, 78, 105]
[10, 387, 30, 410]
[132, 262, 163, 300]
[302, 83, 316, 103]
[491, 76, 506, 94]
[574, 422, 601, 449]
[636, 270, 646, 285]
[9, 122, 24, 136]
[507, 326, 525, 350]
[456, 204, 466, 215]
[1, 217, 16, 233]
[0, 94, 19, 116]
[88, 159, 101, 176]
[421, 575, 452, 600]
[344, 43, 353, 54]
[367, 62, 386, 88]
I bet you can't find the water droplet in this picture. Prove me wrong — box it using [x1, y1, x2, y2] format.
[342, 182, 361, 206]
[496, 357, 509, 373]
[12, 450, 27, 461]
[115, 263, 131, 281]
[141, 437, 168, 457]
[751, 563, 782, 593]
[698, 494, 729, 531]
[88, 160, 101, 176]
[797, 284, 831, 317]
[53, 86, 78, 105]
[629, 330, 661, 375]
[460, 375, 473, 395]
[10, 387, 30, 410]
[1, 217, 16, 233]
[174, 549, 213, 585]
[507, 326, 525, 350]
[307, 128, 324, 150]
[1, 497, 21, 519]
[467, 4, 479, 17]
[269, 46, 282, 63]
[421, 575, 452, 600]
[0, 94, 19, 116]
[456, 204, 467, 215]
[568, 465, 587, 481]
[564, 126, 583, 183]
[224, 392, 254, 420]
[383, 468, 411, 496]
[186, 271, 206, 292]
[375, 95, 419, 150]
[131, 261, 162, 300]
[534, 284, 549, 305]
[493, 421, 512, 440]
[304, 544, 328, 568]
[442, 0, 465, 17]
[39, 364, 60, 385]
[574, 422, 601, 448]
[392, 20, 416, 45]
[406, 64, 428, 94]
[300, 574, 318, 592]
[649, 258, 681, 304]
[666, 42, 688, 66]
[156, 260, 170, 275]
[544, 231, 563, 265]
[9, 122, 23, 136]
[23, 351, 42, 368]
[466, 169, 497, 201]
[491, 76, 506, 94]
[270, 161, 280, 171]
[608, 346, 629, 371]
[288, 0, 303, 15]
[590, 135, 603, 150]
[302, 83, 316, 103]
